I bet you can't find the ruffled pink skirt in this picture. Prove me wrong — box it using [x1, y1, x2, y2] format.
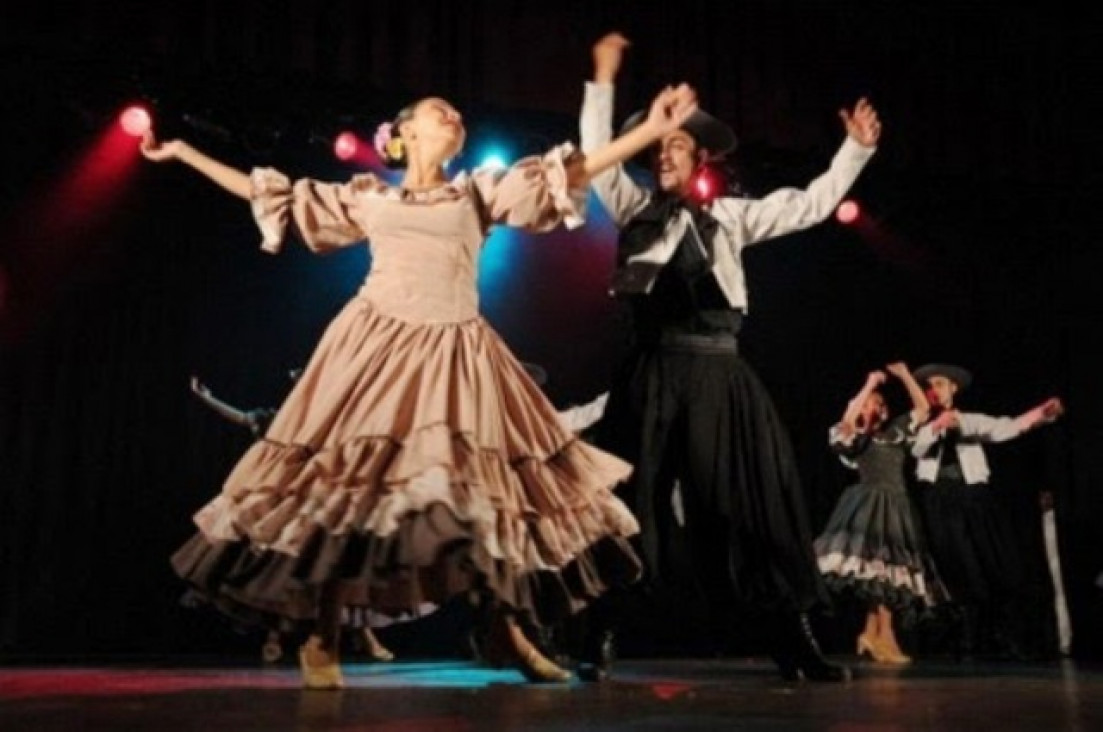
[172, 296, 641, 629]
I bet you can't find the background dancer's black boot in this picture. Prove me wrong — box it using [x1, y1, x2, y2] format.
[771, 612, 851, 682]
[978, 602, 1026, 662]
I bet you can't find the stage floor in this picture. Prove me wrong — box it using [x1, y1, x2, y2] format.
[2, 656, 1100, 731]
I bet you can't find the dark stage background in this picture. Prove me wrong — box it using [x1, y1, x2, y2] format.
[1, 1, 1100, 662]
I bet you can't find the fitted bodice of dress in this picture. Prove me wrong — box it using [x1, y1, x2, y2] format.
[249, 145, 584, 327]
[358, 190, 486, 324]
[852, 438, 908, 492]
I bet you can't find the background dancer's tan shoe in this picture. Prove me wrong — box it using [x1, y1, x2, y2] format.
[361, 627, 395, 662]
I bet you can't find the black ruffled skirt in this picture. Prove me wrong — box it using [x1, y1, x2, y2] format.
[814, 481, 949, 621]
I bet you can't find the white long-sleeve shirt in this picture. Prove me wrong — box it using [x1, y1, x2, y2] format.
[579, 82, 876, 311]
[911, 412, 1025, 485]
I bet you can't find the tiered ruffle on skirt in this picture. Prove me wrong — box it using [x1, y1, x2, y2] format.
[173, 297, 642, 631]
[814, 481, 949, 619]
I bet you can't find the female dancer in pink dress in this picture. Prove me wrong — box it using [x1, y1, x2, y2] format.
[141, 85, 698, 688]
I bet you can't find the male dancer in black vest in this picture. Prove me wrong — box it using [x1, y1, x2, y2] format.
[911, 363, 1064, 660]
[576, 32, 882, 682]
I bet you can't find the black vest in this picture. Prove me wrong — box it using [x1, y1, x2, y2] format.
[617, 194, 741, 340]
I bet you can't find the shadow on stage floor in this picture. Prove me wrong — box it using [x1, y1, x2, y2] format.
[1, 655, 1101, 731]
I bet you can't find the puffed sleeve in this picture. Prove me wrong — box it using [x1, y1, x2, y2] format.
[468, 143, 587, 233]
[249, 167, 373, 254]
[829, 422, 869, 466]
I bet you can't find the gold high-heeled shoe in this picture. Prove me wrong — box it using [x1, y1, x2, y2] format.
[261, 630, 283, 664]
[856, 634, 894, 663]
[487, 611, 570, 683]
[856, 634, 912, 665]
[513, 634, 572, 683]
[856, 634, 881, 660]
[299, 636, 345, 690]
[361, 627, 395, 663]
[878, 640, 913, 666]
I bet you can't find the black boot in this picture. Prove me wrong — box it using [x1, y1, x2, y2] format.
[771, 612, 852, 683]
[576, 592, 619, 682]
[577, 627, 616, 682]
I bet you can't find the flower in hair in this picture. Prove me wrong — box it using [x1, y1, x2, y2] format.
[374, 121, 405, 160]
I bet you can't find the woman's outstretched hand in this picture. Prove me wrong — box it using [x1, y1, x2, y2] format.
[138, 132, 252, 199]
[866, 370, 888, 387]
[644, 83, 698, 138]
[885, 362, 910, 380]
[140, 130, 188, 163]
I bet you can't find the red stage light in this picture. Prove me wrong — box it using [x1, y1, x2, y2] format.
[118, 105, 152, 137]
[334, 132, 359, 161]
[836, 199, 860, 224]
[694, 174, 713, 199]
[689, 165, 724, 205]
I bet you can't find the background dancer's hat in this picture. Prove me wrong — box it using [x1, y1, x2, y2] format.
[914, 363, 973, 391]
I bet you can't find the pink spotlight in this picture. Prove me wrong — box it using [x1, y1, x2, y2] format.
[334, 132, 359, 161]
[694, 175, 713, 199]
[836, 199, 860, 224]
[118, 105, 152, 137]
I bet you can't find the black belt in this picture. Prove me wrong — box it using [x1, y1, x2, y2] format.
[656, 331, 738, 354]
[936, 464, 964, 480]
